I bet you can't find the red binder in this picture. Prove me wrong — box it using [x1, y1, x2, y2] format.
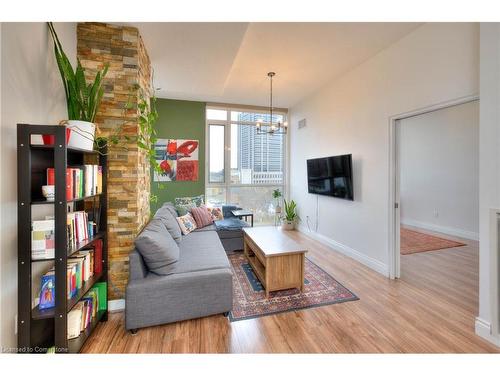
[46, 168, 73, 200]
[94, 240, 102, 274]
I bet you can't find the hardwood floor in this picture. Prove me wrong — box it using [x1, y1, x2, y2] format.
[81, 229, 499, 353]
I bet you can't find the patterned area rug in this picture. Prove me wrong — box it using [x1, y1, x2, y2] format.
[400, 228, 466, 255]
[228, 252, 359, 322]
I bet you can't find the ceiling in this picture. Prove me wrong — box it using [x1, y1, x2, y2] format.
[131, 22, 423, 108]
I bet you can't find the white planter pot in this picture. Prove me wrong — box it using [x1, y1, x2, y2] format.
[282, 220, 295, 231]
[67, 120, 95, 151]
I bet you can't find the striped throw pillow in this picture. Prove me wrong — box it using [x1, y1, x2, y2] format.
[190, 205, 214, 228]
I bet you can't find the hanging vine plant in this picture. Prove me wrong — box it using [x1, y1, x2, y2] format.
[93, 80, 164, 203]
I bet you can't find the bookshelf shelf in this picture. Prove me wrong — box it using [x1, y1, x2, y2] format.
[30, 143, 100, 155]
[17, 124, 108, 354]
[31, 193, 102, 205]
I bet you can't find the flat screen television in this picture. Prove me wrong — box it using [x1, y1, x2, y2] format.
[307, 154, 354, 200]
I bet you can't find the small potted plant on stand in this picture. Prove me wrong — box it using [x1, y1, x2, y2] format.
[273, 188, 282, 211]
[282, 199, 299, 231]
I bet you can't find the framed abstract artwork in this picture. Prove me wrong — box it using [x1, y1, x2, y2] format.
[154, 138, 199, 182]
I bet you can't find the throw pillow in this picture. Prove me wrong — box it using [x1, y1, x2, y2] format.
[153, 203, 182, 244]
[175, 202, 196, 216]
[134, 218, 179, 275]
[191, 205, 214, 228]
[176, 213, 198, 235]
[206, 206, 224, 221]
[174, 194, 204, 207]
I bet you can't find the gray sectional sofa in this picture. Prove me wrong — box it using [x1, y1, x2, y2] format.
[125, 202, 234, 332]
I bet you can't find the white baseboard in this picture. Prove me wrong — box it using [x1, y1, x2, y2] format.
[475, 317, 500, 347]
[401, 219, 479, 241]
[108, 299, 125, 312]
[296, 225, 390, 277]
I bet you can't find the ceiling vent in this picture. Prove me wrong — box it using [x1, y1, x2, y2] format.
[298, 118, 307, 129]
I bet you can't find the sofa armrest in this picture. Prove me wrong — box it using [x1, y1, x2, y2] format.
[129, 249, 147, 281]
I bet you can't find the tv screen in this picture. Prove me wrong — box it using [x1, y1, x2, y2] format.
[307, 154, 353, 200]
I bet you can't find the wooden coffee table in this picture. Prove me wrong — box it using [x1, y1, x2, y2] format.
[242, 227, 308, 298]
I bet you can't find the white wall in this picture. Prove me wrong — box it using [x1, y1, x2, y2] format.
[399, 101, 479, 240]
[289, 23, 479, 275]
[0, 22, 76, 351]
[476, 23, 500, 346]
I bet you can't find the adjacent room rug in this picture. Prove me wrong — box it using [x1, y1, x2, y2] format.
[400, 228, 466, 255]
[227, 252, 359, 322]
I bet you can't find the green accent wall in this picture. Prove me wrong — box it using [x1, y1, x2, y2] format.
[151, 98, 206, 213]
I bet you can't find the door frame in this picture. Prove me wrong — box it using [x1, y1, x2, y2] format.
[388, 95, 479, 279]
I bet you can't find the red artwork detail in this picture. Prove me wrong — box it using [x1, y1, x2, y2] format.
[160, 159, 172, 173]
[177, 160, 199, 181]
[177, 140, 199, 157]
[166, 140, 177, 155]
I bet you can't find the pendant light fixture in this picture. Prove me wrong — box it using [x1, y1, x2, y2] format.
[256, 72, 287, 135]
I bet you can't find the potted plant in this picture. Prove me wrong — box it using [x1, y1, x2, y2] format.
[282, 199, 299, 231]
[48, 22, 109, 151]
[272, 188, 282, 215]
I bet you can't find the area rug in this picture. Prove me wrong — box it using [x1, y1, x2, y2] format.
[400, 228, 466, 255]
[227, 252, 359, 322]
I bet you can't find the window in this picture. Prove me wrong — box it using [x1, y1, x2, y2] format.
[206, 106, 287, 225]
[208, 125, 225, 183]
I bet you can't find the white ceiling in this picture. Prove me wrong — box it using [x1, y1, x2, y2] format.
[131, 22, 423, 108]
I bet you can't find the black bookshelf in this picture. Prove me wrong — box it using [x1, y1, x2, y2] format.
[17, 124, 108, 353]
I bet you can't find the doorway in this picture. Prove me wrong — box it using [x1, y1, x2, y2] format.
[389, 96, 479, 278]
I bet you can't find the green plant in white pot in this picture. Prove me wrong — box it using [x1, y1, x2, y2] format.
[48, 22, 109, 151]
[282, 199, 299, 231]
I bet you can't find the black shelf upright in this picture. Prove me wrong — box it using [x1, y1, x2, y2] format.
[17, 124, 108, 353]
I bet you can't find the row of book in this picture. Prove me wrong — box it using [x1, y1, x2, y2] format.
[67, 282, 107, 340]
[67, 211, 96, 249]
[47, 165, 102, 201]
[31, 211, 97, 260]
[38, 240, 103, 310]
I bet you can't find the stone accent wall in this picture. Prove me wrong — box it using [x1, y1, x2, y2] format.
[77, 23, 151, 299]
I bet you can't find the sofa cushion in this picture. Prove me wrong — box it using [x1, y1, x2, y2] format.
[193, 224, 216, 232]
[214, 218, 250, 231]
[175, 202, 196, 216]
[176, 213, 197, 235]
[134, 219, 179, 275]
[172, 231, 230, 274]
[190, 205, 214, 228]
[154, 203, 182, 243]
[207, 206, 224, 221]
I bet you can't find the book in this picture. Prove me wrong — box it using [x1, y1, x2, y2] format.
[67, 302, 84, 339]
[31, 220, 55, 260]
[84, 165, 93, 196]
[68, 258, 84, 290]
[97, 166, 103, 194]
[93, 165, 98, 195]
[39, 271, 55, 310]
